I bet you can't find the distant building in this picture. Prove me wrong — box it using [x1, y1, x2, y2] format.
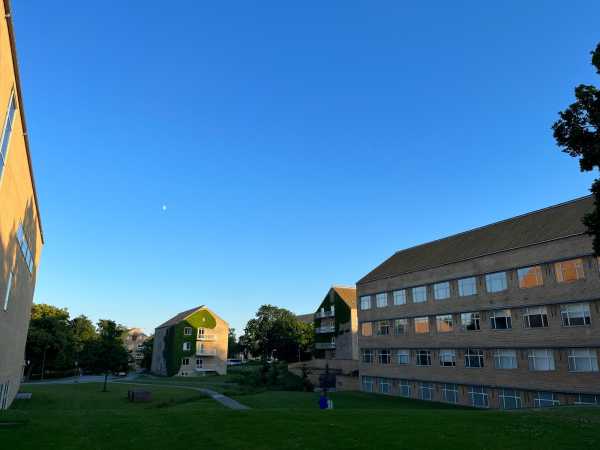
[0, 0, 44, 410]
[357, 196, 600, 409]
[151, 306, 228, 376]
[295, 313, 314, 325]
[123, 328, 149, 370]
[314, 286, 358, 361]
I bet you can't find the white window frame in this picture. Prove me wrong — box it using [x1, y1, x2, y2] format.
[394, 318, 408, 335]
[499, 389, 522, 409]
[494, 349, 518, 369]
[397, 349, 410, 365]
[523, 306, 549, 328]
[375, 293, 387, 308]
[567, 349, 599, 372]
[0, 90, 17, 181]
[534, 391, 560, 408]
[461, 312, 480, 331]
[442, 383, 458, 403]
[399, 379, 411, 397]
[560, 303, 592, 327]
[376, 320, 391, 336]
[393, 290, 406, 305]
[436, 314, 453, 333]
[469, 385, 489, 408]
[182, 357, 190, 365]
[528, 349, 555, 371]
[439, 349, 456, 367]
[378, 378, 391, 394]
[196, 358, 203, 368]
[182, 342, 191, 351]
[575, 394, 600, 405]
[414, 317, 430, 334]
[485, 271, 507, 293]
[183, 327, 193, 336]
[3, 271, 13, 311]
[465, 348, 484, 368]
[489, 309, 512, 330]
[419, 382, 433, 401]
[412, 286, 427, 303]
[377, 349, 391, 365]
[416, 350, 432, 366]
[434, 281, 450, 300]
[458, 277, 477, 296]
[360, 296, 371, 310]
[362, 376, 374, 392]
[362, 349, 373, 364]
[517, 266, 543, 288]
[555, 258, 585, 283]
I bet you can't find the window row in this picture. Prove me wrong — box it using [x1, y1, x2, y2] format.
[360, 258, 586, 310]
[361, 348, 600, 372]
[360, 377, 599, 409]
[360, 302, 593, 336]
[17, 224, 34, 273]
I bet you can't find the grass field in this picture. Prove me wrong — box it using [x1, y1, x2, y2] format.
[1, 381, 599, 450]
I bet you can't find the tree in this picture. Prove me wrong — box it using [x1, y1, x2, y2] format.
[227, 328, 242, 359]
[25, 304, 74, 380]
[140, 336, 154, 370]
[70, 315, 96, 362]
[80, 320, 129, 392]
[242, 305, 311, 362]
[553, 43, 600, 253]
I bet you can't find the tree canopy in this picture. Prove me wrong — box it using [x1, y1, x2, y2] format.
[553, 43, 600, 253]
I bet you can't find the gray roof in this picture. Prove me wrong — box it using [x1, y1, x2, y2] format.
[156, 305, 204, 329]
[295, 313, 314, 324]
[358, 195, 594, 285]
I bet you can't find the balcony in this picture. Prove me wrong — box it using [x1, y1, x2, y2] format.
[315, 325, 336, 334]
[315, 310, 335, 319]
[197, 334, 216, 341]
[196, 348, 217, 356]
[315, 342, 336, 350]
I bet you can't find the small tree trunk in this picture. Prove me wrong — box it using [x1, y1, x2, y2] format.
[40, 348, 47, 381]
[103, 373, 108, 392]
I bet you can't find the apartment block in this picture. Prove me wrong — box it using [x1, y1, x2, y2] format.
[357, 196, 600, 409]
[314, 286, 358, 360]
[0, 0, 44, 410]
[123, 328, 149, 371]
[151, 306, 228, 376]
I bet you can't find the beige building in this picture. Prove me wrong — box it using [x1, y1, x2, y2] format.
[151, 306, 228, 376]
[358, 196, 600, 408]
[123, 328, 149, 371]
[314, 286, 358, 361]
[0, 0, 44, 410]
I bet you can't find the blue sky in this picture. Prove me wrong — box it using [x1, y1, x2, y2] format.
[12, 1, 600, 335]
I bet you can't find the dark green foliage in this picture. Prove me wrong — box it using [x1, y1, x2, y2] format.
[231, 361, 313, 392]
[140, 336, 154, 370]
[227, 328, 242, 358]
[553, 43, 600, 253]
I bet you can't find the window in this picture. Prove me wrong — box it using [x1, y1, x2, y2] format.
[555, 258, 584, 283]
[378, 378, 391, 394]
[576, 394, 600, 405]
[412, 286, 427, 303]
[458, 277, 477, 296]
[485, 272, 507, 293]
[361, 322, 372, 337]
[439, 349, 456, 367]
[436, 314, 453, 333]
[416, 350, 431, 366]
[465, 348, 484, 368]
[499, 389, 522, 409]
[414, 317, 430, 334]
[362, 349, 373, 364]
[494, 350, 518, 369]
[560, 303, 592, 326]
[196, 358, 203, 368]
[2, 271, 13, 311]
[534, 392, 559, 408]
[461, 312, 480, 331]
[16, 225, 34, 273]
[183, 327, 193, 336]
[434, 282, 450, 300]
[377, 349, 391, 365]
[397, 349, 410, 365]
[442, 384, 458, 403]
[528, 349, 555, 371]
[376, 293, 388, 308]
[420, 382, 433, 401]
[362, 376, 374, 392]
[394, 319, 408, 335]
[182, 342, 191, 351]
[399, 379, 411, 397]
[469, 385, 489, 408]
[567, 349, 599, 372]
[523, 306, 549, 328]
[518, 266, 543, 288]
[393, 290, 406, 305]
[376, 320, 391, 336]
[360, 296, 371, 310]
[490, 309, 512, 330]
[182, 358, 190, 365]
[0, 91, 16, 178]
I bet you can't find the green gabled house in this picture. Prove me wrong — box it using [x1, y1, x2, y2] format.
[151, 306, 229, 376]
[314, 286, 358, 360]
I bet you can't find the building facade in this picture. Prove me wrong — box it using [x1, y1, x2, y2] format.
[314, 286, 358, 360]
[0, 0, 44, 410]
[123, 328, 149, 371]
[357, 196, 600, 409]
[151, 306, 228, 376]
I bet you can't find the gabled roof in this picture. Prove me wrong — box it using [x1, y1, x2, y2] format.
[156, 305, 204, 329]
[295, 313, 314, 324]
[358, 195, 594, 285]
[332, 286, 357, 308]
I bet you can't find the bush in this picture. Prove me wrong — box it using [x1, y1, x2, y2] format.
[230, 361, 313, 392]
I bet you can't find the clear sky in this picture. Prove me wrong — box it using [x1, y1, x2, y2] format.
[11, 1, 600, 335]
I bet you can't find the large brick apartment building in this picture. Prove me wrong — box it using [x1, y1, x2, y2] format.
[357, 196, 599, 409]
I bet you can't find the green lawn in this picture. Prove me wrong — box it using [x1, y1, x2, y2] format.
[1, 383, 599, 450]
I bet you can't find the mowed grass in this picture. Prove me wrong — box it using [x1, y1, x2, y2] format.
[1, 383, 600, 450]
